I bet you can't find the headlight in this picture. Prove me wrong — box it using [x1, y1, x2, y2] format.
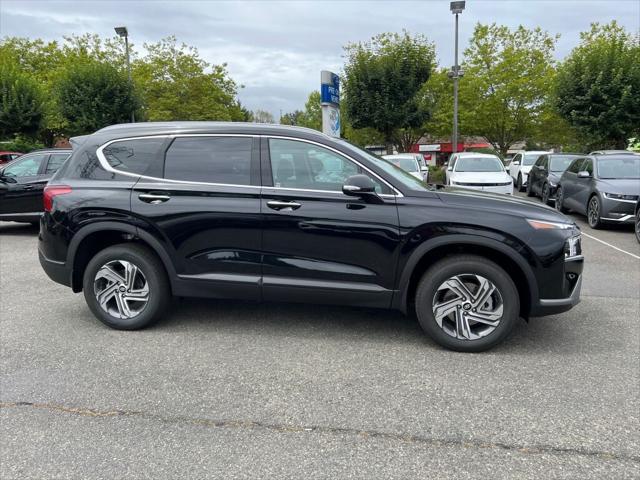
[548, 180, 557, 187]
[603, 192, 639, 201]
[526, 219, 574, 230]
[564, 235, 582, 259]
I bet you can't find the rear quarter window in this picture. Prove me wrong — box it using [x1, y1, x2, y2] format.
[101, 138, 166, 177]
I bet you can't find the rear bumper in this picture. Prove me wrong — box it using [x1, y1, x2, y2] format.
[38, 249, 72, 287]
[529, 255, 584, 317]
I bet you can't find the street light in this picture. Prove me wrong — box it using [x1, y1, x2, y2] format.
[114, 26, 135, 123]
[449, 1, 465, 154]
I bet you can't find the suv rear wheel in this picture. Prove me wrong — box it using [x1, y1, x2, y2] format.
[82, 243, 170, 330]
[415, 255, 519, 352]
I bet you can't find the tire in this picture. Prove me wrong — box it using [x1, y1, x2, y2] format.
[82, 243, 170, 330]
[555, 186, 569, 213]
[516, 174, 524, 192]
[414, 255, 520, 352]
[541, 183, 551, 206]
[526, 179, 535, 197]
[587, 195, 603, 229]
[635, 210, 640, 244]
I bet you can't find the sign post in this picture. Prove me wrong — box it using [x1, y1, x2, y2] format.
[320, 71, 340, 138]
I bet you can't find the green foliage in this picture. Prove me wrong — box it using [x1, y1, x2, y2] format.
[428, 166, 446, 184]
[252, 109, 275, 123]
[56, 61, 140, 136]
[0, 135, 45, 153]
[555, 22, 640, 149]
[134, 37, 244, 122]
[298, 91, 322, 131]
[0, 61, 44, 138]
[343, 31, 435, 147]
[280, 110, 305, 126]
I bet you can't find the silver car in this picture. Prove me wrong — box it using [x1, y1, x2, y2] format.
[556, 154, 640, 229]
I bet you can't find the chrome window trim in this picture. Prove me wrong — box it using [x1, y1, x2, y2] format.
[95, 133, 402, 196]
[263, 135, 402, 197]
[96, 134, 259, 189]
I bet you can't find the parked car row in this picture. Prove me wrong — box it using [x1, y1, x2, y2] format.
[524, 151, 640, 240]
[382, 153, 429, 182]
[0, 151, 23, 164]
[0, 149, 72, 223]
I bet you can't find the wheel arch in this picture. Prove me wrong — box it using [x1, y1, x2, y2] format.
[67, 221, 177, 293]
[396, 235, 537, 319]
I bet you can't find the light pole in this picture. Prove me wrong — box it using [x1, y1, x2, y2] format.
[448, 1, 465, 154]
[114, 26, 135, 123]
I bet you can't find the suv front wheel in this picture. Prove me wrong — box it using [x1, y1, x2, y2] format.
[83, 243, 170, 330]
[415, 255, 519, 352]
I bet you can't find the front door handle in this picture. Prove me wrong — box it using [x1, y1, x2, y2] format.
[138, 193, 171, 204]
[267, 200, 301, 211]
[22, 184, 35, 190]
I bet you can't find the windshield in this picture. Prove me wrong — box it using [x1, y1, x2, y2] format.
[523, 153, 543, 166]
[395, 158, 419, 172]
[550, 156, 579, 172]
[337, 140, 430, 191]
[455, 156, 504, 172]
[596, 156, 640, 179]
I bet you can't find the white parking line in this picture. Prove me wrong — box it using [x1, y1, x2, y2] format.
[581, 232, 640, 260]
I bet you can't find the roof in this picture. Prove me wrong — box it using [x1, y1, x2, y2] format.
[454, 152, 500, 158]
[96, 121, 328, 139]
[590, 150, 639, 155]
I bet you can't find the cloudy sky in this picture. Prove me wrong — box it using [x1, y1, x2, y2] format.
[1, 0, 638, 118]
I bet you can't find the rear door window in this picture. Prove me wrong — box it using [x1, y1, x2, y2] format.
[45, 153, 71, 174]
[164, 136, 253, 185]
[102, 138, 166, 177]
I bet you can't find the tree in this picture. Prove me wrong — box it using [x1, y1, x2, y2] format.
[280, 110, 305, 125]
[457, 24, 559, 155]
[343, 31, 435, 152]
[298, 91, 322, 131]
[0, 62, 44, 138]
[56, 61, 140, 136]
[252, 109, 275, 123]
[555, 22, 640, 149]
[133, 36, 244, 122]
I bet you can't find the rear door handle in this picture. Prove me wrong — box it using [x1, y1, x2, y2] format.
[23, 185, 35, 190]
[138, 193, 171, 204]
[267, 200, 301, 211]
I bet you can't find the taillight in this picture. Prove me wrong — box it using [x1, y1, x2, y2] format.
[43, 185, 72, 212]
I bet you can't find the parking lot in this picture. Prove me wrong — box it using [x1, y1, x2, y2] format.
[0, 195, 638, 479]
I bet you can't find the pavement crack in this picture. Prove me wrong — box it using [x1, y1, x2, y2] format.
[2, 400, 638, 463]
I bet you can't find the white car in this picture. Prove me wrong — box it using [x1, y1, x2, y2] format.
[446, 152, 513, 195]
[509, 150, 549, 192]
[382, 154, 428, 182]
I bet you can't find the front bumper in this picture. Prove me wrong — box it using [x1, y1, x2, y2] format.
[530, 255, 584, 316]
[452, 184, 513, 195]
[601, 198, 636, 223]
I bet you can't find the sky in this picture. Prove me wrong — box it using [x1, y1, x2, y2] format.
[1, 0, 639, 119]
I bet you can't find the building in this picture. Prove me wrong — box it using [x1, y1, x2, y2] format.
[410, 136, 492, 166]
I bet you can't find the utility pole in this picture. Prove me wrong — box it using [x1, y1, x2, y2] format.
[115, 26, 135, 123]
[448, 2, 465, 153]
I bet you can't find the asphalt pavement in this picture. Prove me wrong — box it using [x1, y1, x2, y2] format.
[1, 197, 638, 479]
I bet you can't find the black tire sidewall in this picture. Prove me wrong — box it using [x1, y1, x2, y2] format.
[587, 196, 602, 229]
[415, 256, 520, 352]
[82, 244, 169, 330]
[542, 184, 549, 205]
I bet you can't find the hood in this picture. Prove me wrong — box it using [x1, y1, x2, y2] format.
[436, 187, 571, 224]
[451, 171, 511, 183]
[596, 178, 640, 196]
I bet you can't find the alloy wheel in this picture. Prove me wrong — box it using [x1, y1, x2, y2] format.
[93, 260, 149, 319]
[588, 197, 600, 227]
[431, 274, 503, 340]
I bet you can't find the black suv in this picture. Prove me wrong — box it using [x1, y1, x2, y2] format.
[39, 123, 583, 352]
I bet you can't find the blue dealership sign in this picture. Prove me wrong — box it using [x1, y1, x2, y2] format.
[320, 71, 340, 105]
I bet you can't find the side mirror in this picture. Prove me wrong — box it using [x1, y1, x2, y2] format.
[512, 161, 520, 166]
[443, 161, 449, 167]
[420, 166, 428, 172]
[577, 170, 591, 178]
[447, 166, 453, 171]
[0, 173, 17, 184]
[343, 174, 383, 203]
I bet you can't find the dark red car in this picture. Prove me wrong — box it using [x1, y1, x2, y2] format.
[0, 151, 23, 164]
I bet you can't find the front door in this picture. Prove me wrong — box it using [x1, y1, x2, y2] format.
[125, 135, 263, 300]
[260, 137, 400, 308]
[0, 152, 50, 216]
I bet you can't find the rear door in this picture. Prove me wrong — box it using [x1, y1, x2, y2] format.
[260, 137, 400, 307]
[0, 152, 49, 215]
[130, 135, 262, 300]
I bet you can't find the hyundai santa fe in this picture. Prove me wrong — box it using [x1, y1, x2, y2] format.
[38, 122, 583, 352]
